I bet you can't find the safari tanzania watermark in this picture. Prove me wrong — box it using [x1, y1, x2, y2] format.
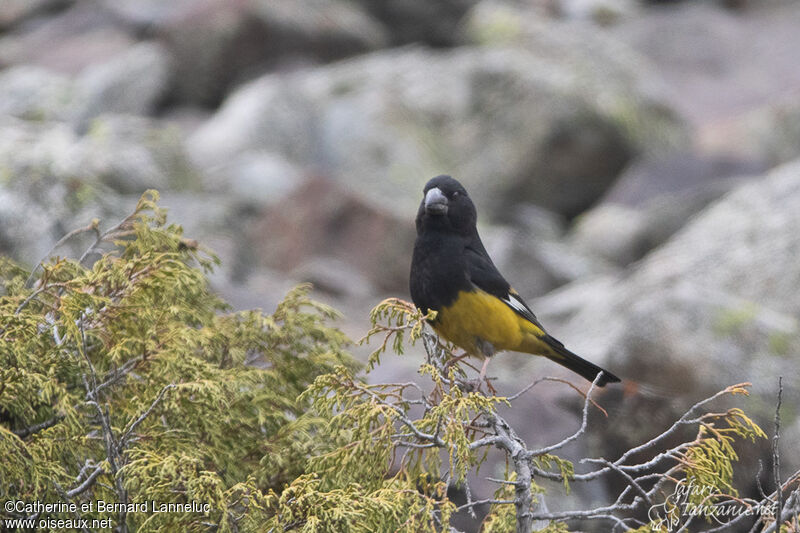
[647, 480, 777, 531]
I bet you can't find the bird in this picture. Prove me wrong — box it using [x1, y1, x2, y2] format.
[409, 175, 620, 387]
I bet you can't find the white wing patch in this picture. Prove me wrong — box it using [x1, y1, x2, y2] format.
[502, 293, 529, 315]
[502, 292, 543, 328]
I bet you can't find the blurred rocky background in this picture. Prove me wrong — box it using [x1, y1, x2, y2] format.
[1, 0, 798, 530]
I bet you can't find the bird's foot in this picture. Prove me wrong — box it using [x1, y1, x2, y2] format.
[461, 376, 497, 395]
[443, 351, 470, 371]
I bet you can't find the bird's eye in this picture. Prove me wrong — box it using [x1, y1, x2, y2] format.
[452, 191, 460, 198]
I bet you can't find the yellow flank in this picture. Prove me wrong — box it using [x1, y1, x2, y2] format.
[434, 289, 551, 359]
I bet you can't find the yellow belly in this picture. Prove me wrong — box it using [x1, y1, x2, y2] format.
[433, 289, 546, 358]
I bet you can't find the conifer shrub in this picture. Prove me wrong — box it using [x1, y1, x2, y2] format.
[1, 192, 356, 531]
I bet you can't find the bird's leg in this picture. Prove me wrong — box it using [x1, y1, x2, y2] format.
[478, 358, 490, 381]
[478, 358, 496, 395]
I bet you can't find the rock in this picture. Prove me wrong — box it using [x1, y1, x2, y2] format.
[569, 153, 764, 265]
[80, 114, 198, 194]
[353, 0, 477, 46]
[536, 160, 800, 474]
[557, 0, 639, 24]
[158, 106, 213, 138]
[210, 267, 299, 315]
[0, 0, 72, 30]
[248, 177, 416, 293]
[556, 160, 800, 364]
[610, 2, 800, 127]
[506, 203, 566, 242]
[290, 257, 377, 300]
[97, 0, 197, 29]
[568, 204, 648, 266]
[700, 97, 800, 168]
[485, 224, 615, 298]
[0, 3, 136, 74]
[745, 98, 800, 165]
[601, 152, 765, 207]
[155, 0, 387, 107]
[0, 117, 125, 266]
[189, 43, 684, 220]
[0, 65, 80, 122]
[248, 0, 388, 58]
[72, 41, 172, 128]
[207, 152, 305, 209]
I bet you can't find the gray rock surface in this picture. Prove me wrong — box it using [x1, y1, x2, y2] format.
[0, 118, 125, 265]
[610, 2, 800, 127]
[189, 42, 685, 220]
[550, 160, 800, 379]
[80, 114, 197, 194]
[73, 41, 172, 128]
[0, 65, 80, 122]
[0, 0, 72, 29]
[535, 160, 800, 471]
[154, 0, 387, 107]
[0, 3, 136, 74]
[247, 177, 416, 294]
[701, 97, 800, 168]
[217, 152, 305, 209]
[569, 153, 765, 265]
[353, 0, 477, 47]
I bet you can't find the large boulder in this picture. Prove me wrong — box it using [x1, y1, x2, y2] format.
[0, 43, 170, 128]
[0, 113, 198, 265]
[189, 39, 685, 221]
[353, 0, 477, 47]
[247, 177, 416, 294]
[610, 2, 800, 127]
[0, 2, 136, 74]
[568, 152, 765, 265]
[0, 0, 72, 30]
[72, 41, 172, 128]
[534, 160, 800, 473]
[0, 118, 125, 266]
[0, 65, 80, 122]
[700, 97, 800, 169]
[80, 114, 199, 194]
[150, 0, 387, 107]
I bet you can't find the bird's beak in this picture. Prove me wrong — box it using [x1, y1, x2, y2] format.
[424, 187, 448, 216]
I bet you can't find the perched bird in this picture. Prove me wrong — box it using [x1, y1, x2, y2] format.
[409, 175, 620, 387]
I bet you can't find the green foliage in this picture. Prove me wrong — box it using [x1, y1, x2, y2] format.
[640, 385, 769, 531]
[361, 297, 436, 370]
[480, 473, 521, 533]
[682, 404, 767, 501]
[533, 454, 575, 494]
[0, 191, 355, 531]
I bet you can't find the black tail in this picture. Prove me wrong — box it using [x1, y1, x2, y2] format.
[542, 335, 621, 387]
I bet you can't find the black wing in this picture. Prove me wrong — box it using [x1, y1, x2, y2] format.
[464, 244, 547, 331]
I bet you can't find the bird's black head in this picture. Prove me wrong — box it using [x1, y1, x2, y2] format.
[416, 175, 477, 236]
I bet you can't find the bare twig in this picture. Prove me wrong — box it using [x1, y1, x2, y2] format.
[12, 414, 65, 438]
[456, 499, 515, 513]
[773, 376, 783, 528]
[118, 384, 175, 450]
[528, 372, 602, 456]
[53, 480, 92, 533]
[66, 465, 105, 499]
[24, 220, 100, 288]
